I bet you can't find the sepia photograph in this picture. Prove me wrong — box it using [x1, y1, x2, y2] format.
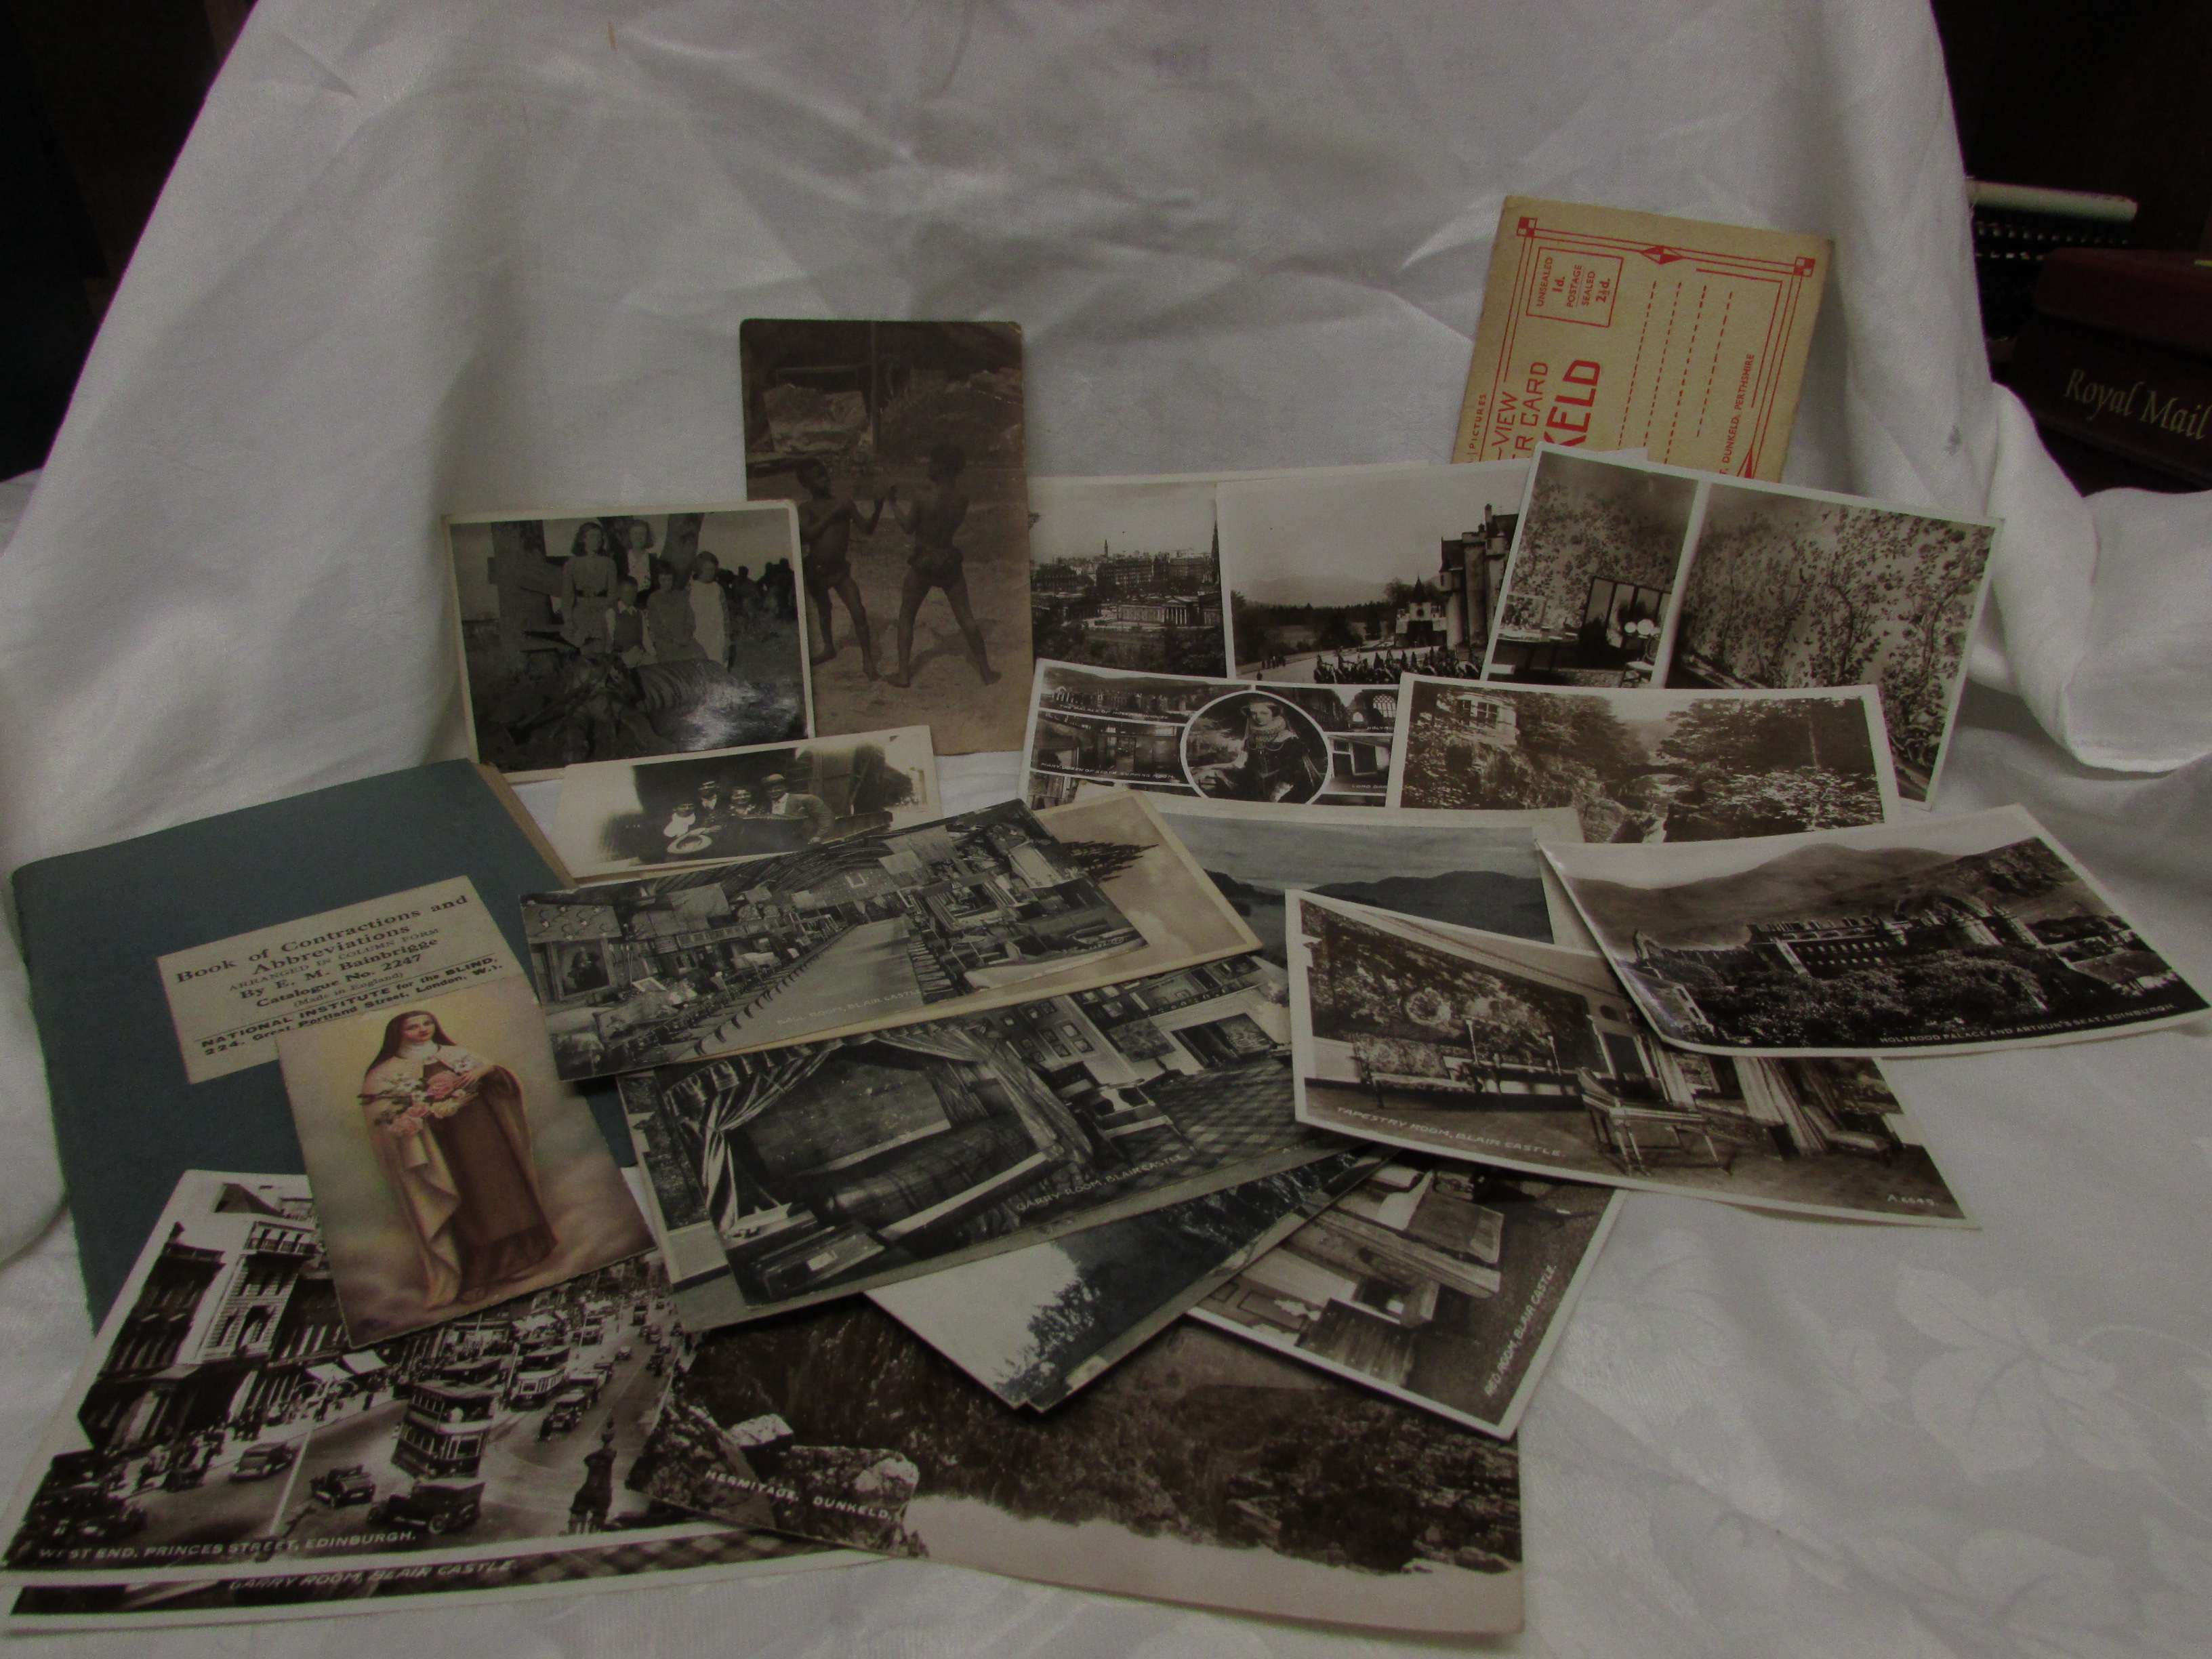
[1290, 895, 1973, 1225]
[636, 1302, 1523, 1634]
[275, 979, 653, 1343]
[626, 946, 1338, 1323]
[1214, 460, 1527, 685]
[1387, 677, 1900, 843]
[5, 1530, 855, 1632]
[1481, 449, 1698, 687]
[0, 1173, 707, 1584]
[1029, 475, 1229, 677]
[446, 504, 811, 780]
[1147, 795, 1578, 964]
[868, 1151, 1378, 1411]
[1543, 804, 2211, 1055]
[546, 726, 939, 880]
[1195, 1155, 1618, 1439]
[521, 801, 1148, 1080]
[1022, 661, 1402, 808]
[1666, 478, 1998, 801]
[741, 319, 1033, 753]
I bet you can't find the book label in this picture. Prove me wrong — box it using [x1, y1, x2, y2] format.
[156, 876, 522, 1084]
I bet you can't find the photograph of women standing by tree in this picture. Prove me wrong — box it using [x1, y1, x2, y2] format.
[279, 978, 652, 1341]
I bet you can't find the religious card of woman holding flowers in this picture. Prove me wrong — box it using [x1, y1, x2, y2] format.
[278, 977, 652, 1342]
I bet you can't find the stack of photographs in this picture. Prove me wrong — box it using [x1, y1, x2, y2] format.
[1478, 445, 2001, 801]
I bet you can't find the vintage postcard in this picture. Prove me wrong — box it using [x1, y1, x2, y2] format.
[1147, 794, 1581, 962]
[1289, 894, 1973, 1225]
[156, 877, 523, 1085]
[5, 1532, 861, 1631]
[1480, 447, 1701, 687]
[1023, 661, 1404, 809]
[1542, 805, 2211, 1057]
[1029, 474, 1231, 677]
[867, 1151, 1378, 1411]
[742, 319, 1032, 753]
[1451, 195, 1829, 478]
[638, 1303, 1523, 1634]
[0, 1172, 710, 1584]
[1028, 464, 1438, 682]
[1193, 1155, 1618, 1439]
[1214, 459, 1528, 683]
[1387, 677, 1900, 842]
[521, 801, 1149, 1081]
[446, 503, 811, 781]
[623, 947, 1340, 1328]
[276, 980, 653, 1342]
[547, 726, 939, 880]
[1664, 474, 1998, 802]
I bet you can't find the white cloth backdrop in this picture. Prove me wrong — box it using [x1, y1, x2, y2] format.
[3, 1, 2211, 1652]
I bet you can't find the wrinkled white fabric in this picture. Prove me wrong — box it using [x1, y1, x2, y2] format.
[3, 0, 2212, 1652]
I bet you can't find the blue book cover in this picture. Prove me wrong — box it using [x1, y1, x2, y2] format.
[11, 760, 626, 1318]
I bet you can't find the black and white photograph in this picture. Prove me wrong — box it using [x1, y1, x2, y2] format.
[1214, 461, 1527, 685]
[1023, 661, 1402, 808]
[521, 801, 1149, 1080]
[624, 948, 1338, 1324]
[1194, 1155, 1619, 1438]
[5, 1531, 857, 1632]
[1666, 478, 1998, 801]
[1290, 895, 1973, 1225]
[447, 504, 811, 780]
[1029, 475, 1229, 676]
[0, 1172, 713, 1584]
[867, 1151, 1378, 1411]
[635, 1302, 1524, 1634]
[1147, 795, 1580, 964]
[1481, 449, 1698, 687]
[1387, 677, 1900, 843]
[741, 319, 1033, 754]
[546, 726, 940, 880]
[1542, 804, 2210, 1055]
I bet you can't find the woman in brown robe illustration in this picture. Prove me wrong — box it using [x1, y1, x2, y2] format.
[359, 1010, 556, 1307]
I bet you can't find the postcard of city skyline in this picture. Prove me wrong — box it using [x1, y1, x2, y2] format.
[867, 1150, 1377, 1410]
[1387, 676, 1901, 844]
[1288, 895, 1973, 1225]
[1214, 459, 1528, 687]
[1029, 474, 1231, 677]
[447, 501, 812, 783]
[548, 726, 941, 880]
[636, 1302, 1524, 1634]
[619, 946, 1340, 1327]
[521, 800, 1150, 1081]
[0, 1172, 710, 1585]
[1543, 805, 2210, 1057]
[1193, 1154, 1620, 1439]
